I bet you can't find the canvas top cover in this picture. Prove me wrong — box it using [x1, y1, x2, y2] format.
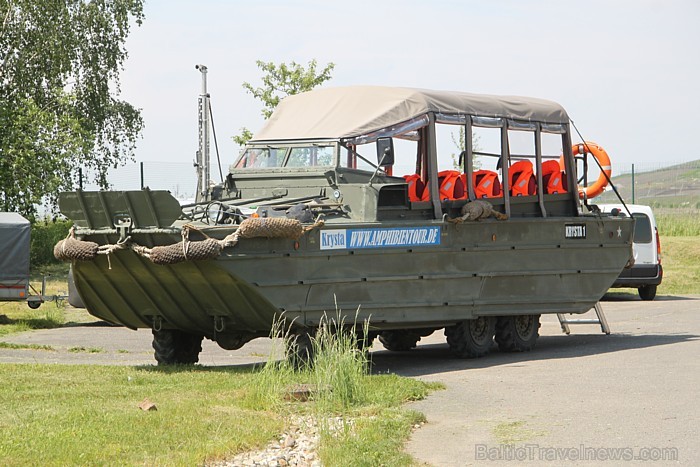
[250, 86, 569, 143]
[0, 212, 30, 281]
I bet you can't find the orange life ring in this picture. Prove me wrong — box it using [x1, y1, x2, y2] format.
[559, 141, 612, 199]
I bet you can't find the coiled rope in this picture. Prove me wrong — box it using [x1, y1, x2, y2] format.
[55, 217, 325, 266]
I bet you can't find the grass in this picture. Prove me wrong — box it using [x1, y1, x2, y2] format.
[656, 209, 700, 236]
[0, 301, 66, 337]
[68, 346, 103, 353]
[491, 420, 546, 445]
[0, 315, 441, 466]
[0, 342, 54, 351]
[0, 265, 95, 338]
[241, 313, 443, 466]
[0, 365, 282, 466]
[658, 236, 700, 295]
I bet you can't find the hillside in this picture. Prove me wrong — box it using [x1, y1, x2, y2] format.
[596, 159, 700, 208]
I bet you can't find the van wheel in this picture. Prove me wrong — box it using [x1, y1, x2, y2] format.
[378, 330, 421, 351]
[639, 285, 657, 301]
[152, 329, 203, 365]
[445, 317, 496, 358]
[495, 315, 540, 352]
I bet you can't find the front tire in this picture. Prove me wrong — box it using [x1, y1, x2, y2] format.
[639, 285, 657, 301]
[152, 329, 203, 365]
[495, 315, 540, 352]
[445, 317, 496, 358]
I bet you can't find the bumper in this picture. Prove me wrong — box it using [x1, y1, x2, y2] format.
[612, 264, 663, 288]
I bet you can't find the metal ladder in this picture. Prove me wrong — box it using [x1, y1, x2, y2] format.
[557, 302, 610, 335]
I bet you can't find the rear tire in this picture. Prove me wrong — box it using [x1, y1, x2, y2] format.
[445, 317, 496, 358]
[378, 330, 421, 351]
[495, 315, 540, 352]
[286, 330, 315, 370]
[152, 329, 203, 365]
[639, 285, 657, 301]
[356, 329, 378, 351]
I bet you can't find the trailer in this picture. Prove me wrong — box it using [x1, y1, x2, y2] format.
[0, 213, 65, 309]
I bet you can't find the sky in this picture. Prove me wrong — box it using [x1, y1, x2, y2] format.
[117, 0, 700, 187]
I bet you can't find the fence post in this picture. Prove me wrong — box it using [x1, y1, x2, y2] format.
[631, 163, 635, 204]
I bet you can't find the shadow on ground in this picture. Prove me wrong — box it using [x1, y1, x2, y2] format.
[602, 292, 695, 302]
[369, 331, 699, 377]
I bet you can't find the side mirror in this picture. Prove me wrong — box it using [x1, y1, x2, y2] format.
[376, 137, 395, 167]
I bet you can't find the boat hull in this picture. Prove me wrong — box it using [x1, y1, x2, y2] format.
[72, 215, 633, 338]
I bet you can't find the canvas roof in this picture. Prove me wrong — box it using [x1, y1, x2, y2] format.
[250, 86, 569, 143]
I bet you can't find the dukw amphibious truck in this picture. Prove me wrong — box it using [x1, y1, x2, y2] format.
[58, 84, 634, 364]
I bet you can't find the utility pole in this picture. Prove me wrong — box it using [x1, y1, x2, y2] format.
[195, 64, 211, 203]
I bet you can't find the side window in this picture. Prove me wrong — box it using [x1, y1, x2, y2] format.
[286, 146, 334, 167]
[434, 122, 467, 201]
[633, 214, 653, 243]
[341, 138, 418, 175]
[507, 129, 536, 197]
[541, 131, 568, 194]
[341, 144, 378, 171]
[471, 123, 504, 199]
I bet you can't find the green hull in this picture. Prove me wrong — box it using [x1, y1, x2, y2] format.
[71, 213, 633, 341]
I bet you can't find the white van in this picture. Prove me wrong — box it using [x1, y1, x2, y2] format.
[598, 204, 662, 300]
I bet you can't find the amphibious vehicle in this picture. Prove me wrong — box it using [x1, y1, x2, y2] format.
[58, 79, 634, 364]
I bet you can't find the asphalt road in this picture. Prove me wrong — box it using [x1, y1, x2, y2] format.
[2, 293, 698, 466]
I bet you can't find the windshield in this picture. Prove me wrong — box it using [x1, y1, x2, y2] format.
[234, 147, 287, 168]
[234, 145, 335, 169]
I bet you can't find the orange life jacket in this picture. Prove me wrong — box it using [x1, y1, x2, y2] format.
[437, 170, 466, 200]
[473, 170, 502, 198]
[403, 174, 429, 202]
[541, 160, 567, 194]
[509, 160, 536, 196]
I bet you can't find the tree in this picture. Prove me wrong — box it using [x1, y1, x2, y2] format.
[0, 0, 145, 217]
[233, 59, 335, 146]
[450, 126, 482, 170]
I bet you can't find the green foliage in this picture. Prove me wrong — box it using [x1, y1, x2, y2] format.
[0, 0, 145, 216]
[450, 125, 482, 170]
[232, 127, 254, 147]
[30, 219, 72, 267]
[234, 59, 335, 146]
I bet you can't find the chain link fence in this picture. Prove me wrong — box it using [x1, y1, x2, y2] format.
[596, 160, 700, 208]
